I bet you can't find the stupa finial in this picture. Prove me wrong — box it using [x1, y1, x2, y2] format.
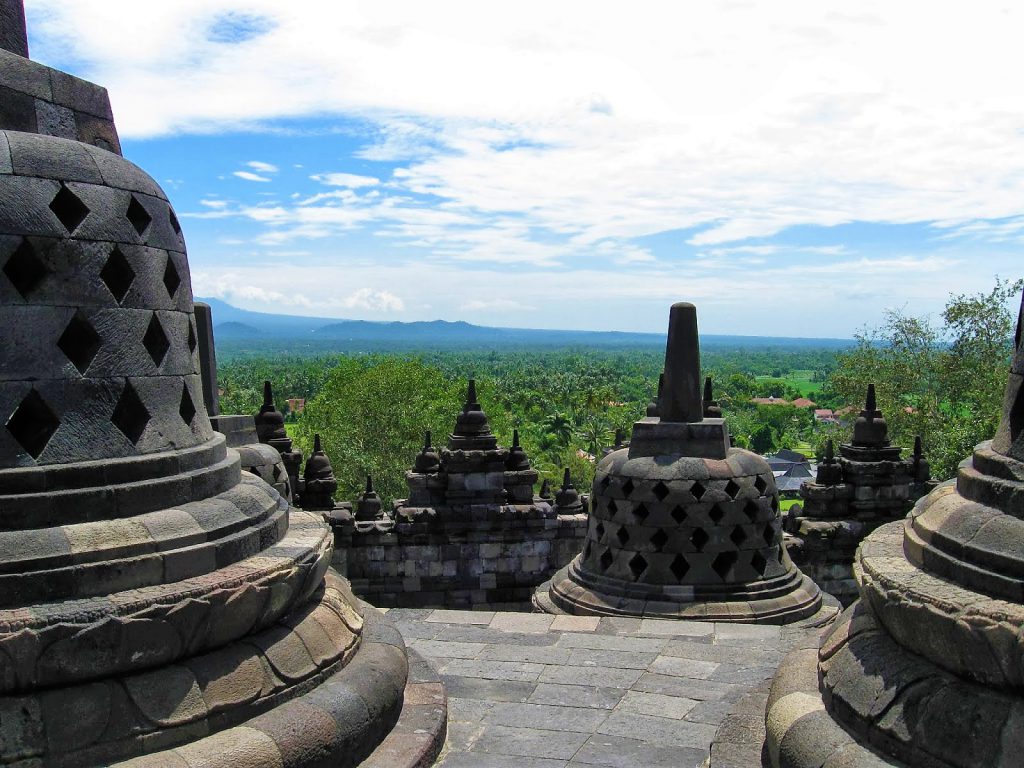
[0, 0, 29, 57]
[660, 303, 703, 423]
[313, 433, 323, 454]
[262, 380, 274, 410]
[852, 382, 888, 447]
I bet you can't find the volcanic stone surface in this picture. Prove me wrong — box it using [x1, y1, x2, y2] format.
[0, 23, 418, 766]
[536, 303, 827, 623]
[760, 288, 1024, 768]
[786, 388, 935, 605]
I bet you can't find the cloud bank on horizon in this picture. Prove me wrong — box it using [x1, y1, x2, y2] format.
[24, 0, 1024, 336]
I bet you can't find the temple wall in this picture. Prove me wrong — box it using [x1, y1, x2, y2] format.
[331, 512, 588, 609]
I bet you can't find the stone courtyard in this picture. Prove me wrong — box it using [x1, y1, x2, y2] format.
[385, 607, 822, 767]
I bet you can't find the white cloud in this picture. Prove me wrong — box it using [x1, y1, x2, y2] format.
[341, 288, 405, 312]
[460, 299, 537, 312]
[28, 0, 1024, 330]
[233, 170, 271, 182]
[33, 0, 1024, 252]
[247, 160, 279, 173]
[311, 172, 381, 188]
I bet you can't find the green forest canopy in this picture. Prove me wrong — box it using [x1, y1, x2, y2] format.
[216, 280, 1022, 504]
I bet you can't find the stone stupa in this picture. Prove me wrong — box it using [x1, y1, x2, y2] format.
[0, 8, 425, 764]
[786, 385, 934, 604]
[536, 302, 827, 622]
[763, 287, 1024, 767]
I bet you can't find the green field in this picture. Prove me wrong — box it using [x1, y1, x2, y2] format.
[754, 370, 820, 398]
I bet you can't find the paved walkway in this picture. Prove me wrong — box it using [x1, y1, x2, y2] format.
[385, 608, 817, 768]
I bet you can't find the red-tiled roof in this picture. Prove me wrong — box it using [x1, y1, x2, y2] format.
[791, 397, 817, 408]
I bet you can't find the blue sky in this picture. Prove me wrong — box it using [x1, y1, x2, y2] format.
[24, 1, 1024, 336]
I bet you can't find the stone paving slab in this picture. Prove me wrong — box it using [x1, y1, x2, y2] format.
[384, 608, 823, 768]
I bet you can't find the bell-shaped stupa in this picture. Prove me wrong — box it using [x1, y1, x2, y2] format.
[0, 9, 417, 764]
[536, 302, 825, 622]
[763, 286, 1024, 767]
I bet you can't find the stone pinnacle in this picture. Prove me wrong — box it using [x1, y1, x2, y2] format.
[0, 0, 29, 57]
[262, 380, 274, 410]
[660, 302, 703, 423]
[365, 475, 374, 494]
[424, 430, 432, 450]
[825, 438, 835, 463]
[866, 383, 877, 412]
[313, 433, 323, 453]
[513, 429, 521, 448]
[465, 379, 479, 410]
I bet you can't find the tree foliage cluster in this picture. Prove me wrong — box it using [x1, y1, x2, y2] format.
[213, 279, 1023, 503]
[827, 278, 1023, 479]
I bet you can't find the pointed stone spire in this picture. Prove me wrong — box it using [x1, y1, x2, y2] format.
[660, 303, 703, 423]
[815, 438, 843, 485]
[703, 375, 722, 418]
[254, 380, 289, 444]
[414, 429, 441, 473]
[0, 0, 29, 57]
[647, 373, 664, 417]
[301, 433, 338, 511]
[449, 378, 498, 450]
[303, 434, 331, 480]
[993, 288, 1024, 460]
[614, 428, 624, 449]
[355, 474, 384, 521]
[539, 478, 552, 500]
[553, 468, 583, 513]
[852, 383, 888, 447]
[505, 428, 531, 471]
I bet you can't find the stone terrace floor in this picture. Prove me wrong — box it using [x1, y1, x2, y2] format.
[384, 608, 820, 768]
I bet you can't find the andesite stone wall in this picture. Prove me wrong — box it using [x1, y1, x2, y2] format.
[332, 508, 587, 609]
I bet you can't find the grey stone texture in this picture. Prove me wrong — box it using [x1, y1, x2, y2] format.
[328, 382, 589, 609]
[786, 389, 935, 605]
[0, 21, 418, 765]
[760, 288, 1024, 768]
[0, 132, 207, 468]
[193, 301, 220, 416]
[0, 0, 28, 57]
[391, 606, 823, 767]
[538, 303, 826, 624]
[0, 48, 120, 152]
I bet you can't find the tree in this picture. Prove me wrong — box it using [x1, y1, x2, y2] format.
[293, 358, 464, 504]
[828, 278, 1023, 480]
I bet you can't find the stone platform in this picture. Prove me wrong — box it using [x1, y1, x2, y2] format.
[385, 607, 834, 767]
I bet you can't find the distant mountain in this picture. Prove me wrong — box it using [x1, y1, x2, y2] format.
[194, 297, 854, 350]
[198, 298, 344, 336]
[214, 321, 261, 338]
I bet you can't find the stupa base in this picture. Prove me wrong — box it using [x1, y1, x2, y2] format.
[535, 556, 833, 624]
